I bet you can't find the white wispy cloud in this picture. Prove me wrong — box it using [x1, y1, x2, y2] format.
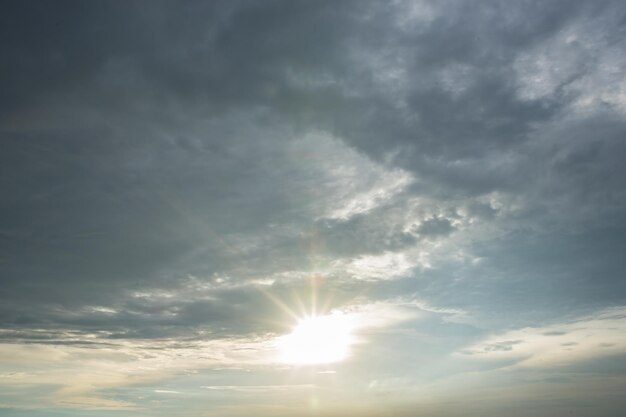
[459, 306, 626, 368]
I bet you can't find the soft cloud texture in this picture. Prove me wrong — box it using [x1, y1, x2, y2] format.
[1, 1, 626, 416]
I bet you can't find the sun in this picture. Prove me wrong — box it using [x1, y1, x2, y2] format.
[277, 312, 355, 365]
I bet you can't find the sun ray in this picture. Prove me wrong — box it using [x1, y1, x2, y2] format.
[258, 287, 301, 322]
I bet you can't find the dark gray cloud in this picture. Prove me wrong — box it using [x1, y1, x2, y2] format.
[1, 0, 625, 337]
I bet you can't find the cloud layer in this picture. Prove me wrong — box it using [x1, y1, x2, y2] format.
[1, 1, 626, 416]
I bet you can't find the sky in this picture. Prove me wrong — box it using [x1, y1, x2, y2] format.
[1, 1, 626, 416]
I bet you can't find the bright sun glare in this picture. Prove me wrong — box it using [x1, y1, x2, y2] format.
[278, 313, 355, 365]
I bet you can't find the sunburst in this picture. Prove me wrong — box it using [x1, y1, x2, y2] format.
[277, 312, 355, 365]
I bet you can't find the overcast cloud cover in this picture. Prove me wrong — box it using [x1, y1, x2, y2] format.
[1, 1, 626, 416]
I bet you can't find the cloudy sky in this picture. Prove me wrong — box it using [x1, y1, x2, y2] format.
[2, 1, 626, 416]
